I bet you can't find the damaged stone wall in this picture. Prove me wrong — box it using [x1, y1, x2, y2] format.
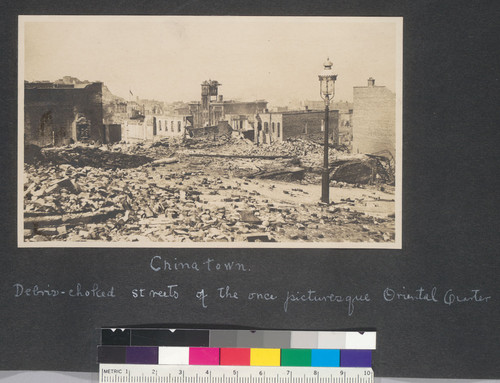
[24, 82, 104, 147]
[283, 110, 339, 140]
[259, 112, 283, 143]
[104, 124, 122, 143]
[259, 110, 339, 143]
[154, 115, 188, 138]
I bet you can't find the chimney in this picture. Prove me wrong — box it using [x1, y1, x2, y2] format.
[368, 77, 375, 87]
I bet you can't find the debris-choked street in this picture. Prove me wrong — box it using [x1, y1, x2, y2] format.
[23, 136, 396, 243]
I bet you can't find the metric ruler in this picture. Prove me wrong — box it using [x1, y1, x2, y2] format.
[99, 364, 374, 383]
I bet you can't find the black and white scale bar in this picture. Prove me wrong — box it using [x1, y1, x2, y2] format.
[99, 365, 373, 383]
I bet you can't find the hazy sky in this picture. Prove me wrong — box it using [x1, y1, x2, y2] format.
[22, 16, 401, 106]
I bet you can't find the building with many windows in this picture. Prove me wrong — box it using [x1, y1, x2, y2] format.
[153, 114, 189, 138]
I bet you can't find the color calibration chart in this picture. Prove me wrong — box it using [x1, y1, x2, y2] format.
[99, 329, 376, 383]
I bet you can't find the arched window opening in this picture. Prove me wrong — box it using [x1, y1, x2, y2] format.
[39, 111, 53, 137]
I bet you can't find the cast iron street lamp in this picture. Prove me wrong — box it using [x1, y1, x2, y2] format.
[318, 58, 338, 204]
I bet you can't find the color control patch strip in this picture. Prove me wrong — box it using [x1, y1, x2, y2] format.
[98, 346, 372, 367]
[101, 329, 376, 349]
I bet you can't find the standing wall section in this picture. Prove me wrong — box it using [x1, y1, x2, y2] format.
[282, 111, 338, 141]
[352, 86, 396, 156]
[24, 83, 103, 147]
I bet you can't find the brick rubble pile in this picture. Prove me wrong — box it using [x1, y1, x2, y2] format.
[23, 139, 395, 243]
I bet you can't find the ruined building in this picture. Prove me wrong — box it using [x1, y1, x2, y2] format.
[24, 81, 105, 147]
[189, 80, 267, 130]
[352, 78, 396, 156]
[257, 109, 340, 144]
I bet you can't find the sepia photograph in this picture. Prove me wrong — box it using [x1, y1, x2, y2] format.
[19, 16, 402, 248]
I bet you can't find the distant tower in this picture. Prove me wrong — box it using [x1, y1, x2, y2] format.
[201, 81, 210, 109]
[200, 80, 221, 126]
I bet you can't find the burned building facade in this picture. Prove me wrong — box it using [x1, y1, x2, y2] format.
[352, 77, 396, 156]
[24, 81, 104, 147]
[258, 109, 340, 144]
[189, 80, 267, 130]
[153, 114, 189, 138]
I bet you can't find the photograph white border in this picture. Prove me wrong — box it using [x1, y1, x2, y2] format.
[18, 15, 403, 249]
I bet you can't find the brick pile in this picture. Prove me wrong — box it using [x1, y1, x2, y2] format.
[23, 139, 395, 243]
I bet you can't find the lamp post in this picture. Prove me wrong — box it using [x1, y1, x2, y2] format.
[318, 58, 338, 204]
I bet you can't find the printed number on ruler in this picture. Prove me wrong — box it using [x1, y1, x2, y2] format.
[100, 364, 373, 383]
